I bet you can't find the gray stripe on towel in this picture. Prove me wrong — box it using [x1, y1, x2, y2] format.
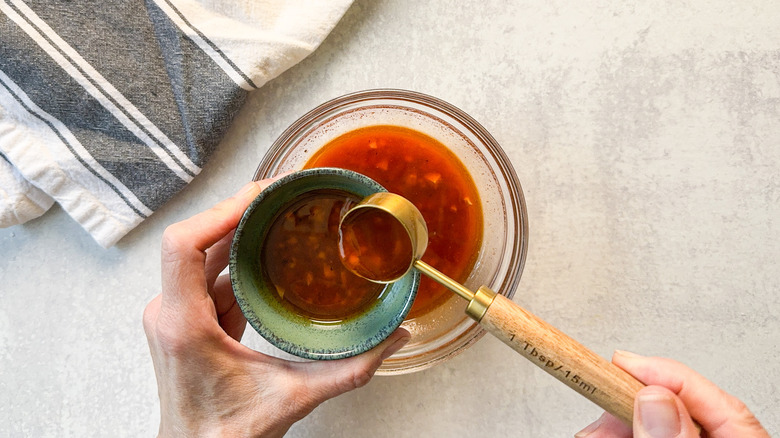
[0, 13, 185, 211]
[22, 0, 249, 168]
[20, 0, 196, 165]
[146, 0, 248, 165]
[0, 73, 150, 218]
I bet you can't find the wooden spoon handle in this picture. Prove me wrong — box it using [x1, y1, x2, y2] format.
[476, 291, 643, 426]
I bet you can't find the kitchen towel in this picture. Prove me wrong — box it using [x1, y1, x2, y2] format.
[0, 0, 353, 247]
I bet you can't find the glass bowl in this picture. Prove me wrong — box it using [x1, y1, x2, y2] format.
[253, 89, 528, 375]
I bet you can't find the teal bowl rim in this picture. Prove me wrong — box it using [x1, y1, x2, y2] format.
[229, 168, 420, 360]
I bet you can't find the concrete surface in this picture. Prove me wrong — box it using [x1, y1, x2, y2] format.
[2, 0, 779, 436]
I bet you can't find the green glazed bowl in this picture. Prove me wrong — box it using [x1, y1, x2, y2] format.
[229, 168, 420, 360]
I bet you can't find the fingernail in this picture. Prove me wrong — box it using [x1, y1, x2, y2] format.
[381, 335, 410, 360]
[574, 415, 603, 437]
[235, 181, 261, 198]
[637, 393, 681, 438]
[614, 349, 643, 359]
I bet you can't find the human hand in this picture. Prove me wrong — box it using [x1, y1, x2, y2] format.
[143, 179, 411, 438]
[574, 351, 769, 437]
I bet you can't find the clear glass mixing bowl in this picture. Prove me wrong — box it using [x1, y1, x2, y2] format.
[253, 89, 528, 375]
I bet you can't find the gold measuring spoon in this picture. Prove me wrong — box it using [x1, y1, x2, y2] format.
[339, 192, 644, 426]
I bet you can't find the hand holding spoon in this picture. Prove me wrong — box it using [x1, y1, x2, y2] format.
[338, 192, 644, 426]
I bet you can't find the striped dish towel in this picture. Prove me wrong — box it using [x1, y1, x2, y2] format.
[0, 0, 353, 247]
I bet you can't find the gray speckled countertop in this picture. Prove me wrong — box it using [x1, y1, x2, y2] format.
[2, 1, 779, 436]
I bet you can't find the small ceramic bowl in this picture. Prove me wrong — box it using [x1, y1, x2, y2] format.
[229, 168, 420, 360]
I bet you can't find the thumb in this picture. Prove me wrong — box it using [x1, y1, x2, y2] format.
[292, 328, 411, 404]
[634, 386, 699, 438]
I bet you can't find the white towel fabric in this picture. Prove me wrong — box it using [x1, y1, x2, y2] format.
[0, 0, 353, 247]
[0, 153, 53, 226]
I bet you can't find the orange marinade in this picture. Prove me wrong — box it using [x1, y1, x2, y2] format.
[261, 189, 385, 321]
[305, 125, 483, 318]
